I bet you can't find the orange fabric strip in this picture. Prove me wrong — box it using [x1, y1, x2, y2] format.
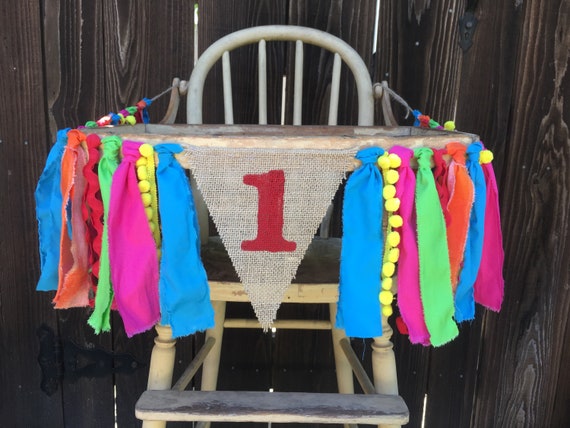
[445, 143, 474, 291]
[53, 129, 93, 308]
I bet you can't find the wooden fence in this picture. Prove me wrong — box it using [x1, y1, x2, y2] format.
[0, 1, 568, 427]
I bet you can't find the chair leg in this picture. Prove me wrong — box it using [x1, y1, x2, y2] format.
[329, 303, 354, 394]
[200, 300, 226, 391]
[142, 324, 177, 428]
[196, 300, 226, 428]
[329, 303, 356, 428]
[372, 315, 400, 428]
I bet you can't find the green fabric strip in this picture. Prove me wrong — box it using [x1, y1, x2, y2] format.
[414, 148, 458, 346]
[88, 136, 122, 333]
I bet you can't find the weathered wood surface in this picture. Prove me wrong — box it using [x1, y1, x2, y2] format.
[469, 1, 570, 427]
[136, 390, 409, 424]
[0, 1, 67, 427]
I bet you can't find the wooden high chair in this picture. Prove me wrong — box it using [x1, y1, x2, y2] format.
[135, 25, 411, 427]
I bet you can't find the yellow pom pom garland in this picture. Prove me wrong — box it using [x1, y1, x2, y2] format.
[137, 143, 161, 251]
[377, 152, 402, 318]
[480, 149, 494, 164]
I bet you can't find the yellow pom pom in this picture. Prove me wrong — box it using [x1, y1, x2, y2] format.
[382, 277, 393, 291]
[141, 193, 152, 207]
[385, 169, 399, 184]
[139, 143, 154, 158]
[387, 231, 401, 247]
[125, 115, 137, 126]
[137, 165, 148, 180]
[444, 121, 456, 131]
[480, 149, 494, 164]
[156, 248, 162, 259]
[382, 305, 393, 317]
[377, 154, 391, 170]
[387, 248, 400, 263]
[148, 221, 156, 233]
[145, 207, 154, 221]
[382, 261, 395, 277]
[388, 153, 402, 168]
[379, 290, 394, 306]
[138, 180, 151, 193]
[383, 184, 396, 199]
[389, 214, 403, 228]
[385, 197, 401, 212]
[135, 157, 147, 167]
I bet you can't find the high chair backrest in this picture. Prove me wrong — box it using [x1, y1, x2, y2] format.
[186, 25, 375, 126]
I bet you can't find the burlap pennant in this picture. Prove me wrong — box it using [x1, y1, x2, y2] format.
[186, 146, 355, 329]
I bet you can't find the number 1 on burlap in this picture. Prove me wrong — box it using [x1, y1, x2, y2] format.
[241, 170, 297, 252]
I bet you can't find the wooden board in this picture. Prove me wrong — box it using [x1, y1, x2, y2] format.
[470, 0, 570, 426]
[136, 390, 409, 424]
[0, 1, 66, 427]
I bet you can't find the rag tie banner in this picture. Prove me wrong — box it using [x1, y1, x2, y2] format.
[35, 115, 504, 346]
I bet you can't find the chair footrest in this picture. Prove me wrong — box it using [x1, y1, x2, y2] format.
[136, 390, 409, 424]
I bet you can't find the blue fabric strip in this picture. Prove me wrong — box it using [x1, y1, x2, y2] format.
[35, 129, 70, 291]
[455, 142, 487, 321]
[336, 147, 384, 338]
[155, 143, 214, 338]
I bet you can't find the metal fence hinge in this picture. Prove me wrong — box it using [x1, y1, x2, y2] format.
[37, 324, 144, 396]
[458, 11, 478, 52]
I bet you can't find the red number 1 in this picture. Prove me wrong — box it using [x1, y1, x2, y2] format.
[241, 170, 297, 252]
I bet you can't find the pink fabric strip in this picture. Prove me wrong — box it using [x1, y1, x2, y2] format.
[108, 140, 160, 337]
[473, 161, 505, 311]
[432, 148, 451, 226]
[390, 146, 430, 345]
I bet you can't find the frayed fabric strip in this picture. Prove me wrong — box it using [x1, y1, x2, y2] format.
[155, 143, 214, 338]
[108, 140, 160, 337]
[337, 147, 384, 338]
[445, 143, 474, 291]
[474, 152, 505, 311]
[35, 129, 69, 291]
[455, 142, 486, 322]
[88, 136, 122, 334]
[53, 129, 93, 308]
[389, 146, 430, 345]
[414, 148, 458, 347]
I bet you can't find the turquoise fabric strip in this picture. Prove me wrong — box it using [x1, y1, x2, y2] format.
[455, 142, 487, 322]
[35, 129, 70, 291]
[336, 147, 384, 338]
[155, 144, 214, 338]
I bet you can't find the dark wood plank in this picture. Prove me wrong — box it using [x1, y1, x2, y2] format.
[43, 0, 108, 134]
[471, 1, 570, 426]
[136, 390, 409, 424]
[56, 310, 116, 428]
[102, 0, 196, 127]
[0, 1, 65, 426]
[373, 0, 400, 125]
[455, 0, 524, 170]
[393, 0, 466, 120]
